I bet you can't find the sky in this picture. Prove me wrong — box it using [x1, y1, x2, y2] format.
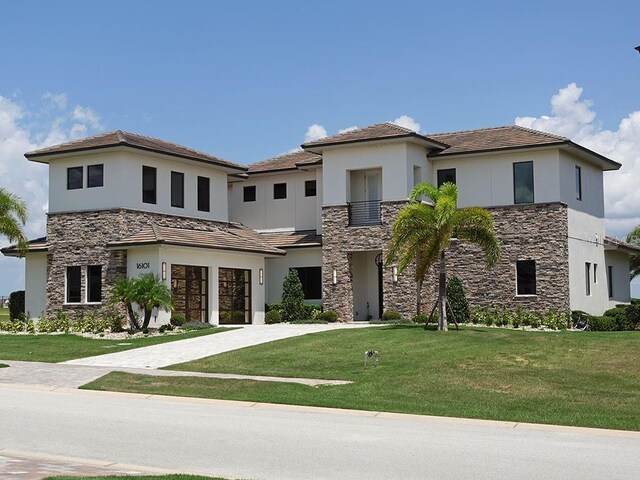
[0, 0, 638, 297]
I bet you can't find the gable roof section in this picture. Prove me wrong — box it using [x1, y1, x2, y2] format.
[108, 223, 285, 256]
[604, 236, 640, 255]
[260, 230, 322, 249]
[301, 123, 449, 152]
[247, 150, 322, 174]
[1, 236, 48, 257]
[25, 130, 247, 172]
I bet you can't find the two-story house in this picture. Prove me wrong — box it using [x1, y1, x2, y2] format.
[4, 124, 638, 323]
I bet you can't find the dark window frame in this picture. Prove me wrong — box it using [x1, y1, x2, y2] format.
[513, 161, 534, 204]
[197, 176, 210, 212]
[87, 164, 104, 188]
[171, 171, 185, 208]
[142, 166, 157, 204]
[67, 166, 83, 190]
[585, 262, 591, 296]
[292, 266, 322, 300]
[273, 183, 287, 200]
[243, 185, 256, 202]
[305, 180, 317, 197]
[575, 165, 582, 201]
[87, 265, 102, 303]
[437, 168, 457, 188]
[516, 260, 536, 296]
[66, 266, 82, 303]
[218, 267, 252, 324]
[608, 265, 614, 298]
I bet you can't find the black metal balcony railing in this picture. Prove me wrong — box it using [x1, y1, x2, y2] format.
[348, 200, 382, 226]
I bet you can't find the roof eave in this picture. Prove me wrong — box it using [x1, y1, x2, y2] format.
[302, 133, 448, 154]
[107, 239, 285, 256]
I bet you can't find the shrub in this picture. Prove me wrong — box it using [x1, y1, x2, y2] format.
[36, 311, 71, 334]
[182, 321, 213, 330]
[72, 313, 110, 334]
[588, 315, 617, 331]
[381, 310, 402, 321]
[446, 277, 470, 323]
[265, 310, 282, 324]
[158, 324, 174, 333]
[266, 303, 282, 313]
[170, 313, 186, 327]
[281, 270, 305, 322]
[302, 304, 322, 321]
[316, 310, 338, 322]
[471, 307, 490, 325]
[603, 306, 631, 331]
[8, 290, 25, 320]
[542, 311, 569, 330]
[411, 314, 429, 324]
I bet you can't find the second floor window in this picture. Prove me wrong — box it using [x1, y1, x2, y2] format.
[171, 171, 184, 208]
[513, 161, 534, 204]
[305, 180, 317, 197]
[274, 183, 287, 199]
[243, 185, 256, 202]
[575, 165, 582, 201]
[67, 166, 83, 190]
[142, 166, 157, 204]
[197, 176, 210, 212]
[87, 164, 104, 188]
[437, 168, 456, 188]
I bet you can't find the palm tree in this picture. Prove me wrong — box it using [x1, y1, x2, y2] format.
[0, 187, 28, 254]
[626, 225, 640, 280]
[110, 274, 173, 330]
[386, 182, 500, 331]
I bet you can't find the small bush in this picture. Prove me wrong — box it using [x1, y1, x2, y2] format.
[101, 305, 125, 333]
[603, 306, 631, 331]
[36, 312, 71, 333]
[381, 310, 402, 321]
[588, 315, 617, 331]
[8, 290, 25, 320]
[170, 313, 186, 327]
[182, 321, 213, 330]
[542, 311, 569, 330]
[266, 303, 282, 313]
[72, 313, 110, 334]
[446, 277, 470, 323]
[158, 324, 174, 333]
[302, 304, 322, 321]
[316, 310, 338, 322]
[265, 310, 282, 324]
[281, 270, 305, 322]
[411, 314, 429, 324]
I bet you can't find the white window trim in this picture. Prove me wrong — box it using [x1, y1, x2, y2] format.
[65, 265, 83, 304]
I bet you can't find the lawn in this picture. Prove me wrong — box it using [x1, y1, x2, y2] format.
[84, 325, 640, 431]
[0, 328, 233, 362]
[44, 476, 224, 480]
[0, 306, 9, 320]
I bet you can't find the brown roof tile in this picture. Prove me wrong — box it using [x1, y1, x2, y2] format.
[261, 230, 322, 248]
[1, 236, 48, 256]
[25, 130, 246, 171]
[248, 150, 321, 174]
[109, 224, 285, 256]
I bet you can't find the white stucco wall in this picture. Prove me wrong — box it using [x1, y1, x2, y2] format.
[559, 151, 605, 217]
[264, 247, 322, 304]
[25, 253, 47, 319]
[48, 149, 230, 221]
[228, 169, 320, 232]
[605, 251, 632, 308]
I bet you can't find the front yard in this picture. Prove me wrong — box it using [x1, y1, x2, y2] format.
[84, 325, 640, 431]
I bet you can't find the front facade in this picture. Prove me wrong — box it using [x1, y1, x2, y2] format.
[4, 124, 637, 323]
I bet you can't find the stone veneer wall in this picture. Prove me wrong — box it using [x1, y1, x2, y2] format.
[322, 201, 570, 322]
[45, 208, 237, 319]
[420, 202, 570, 313]
[321, 201, 416, 321]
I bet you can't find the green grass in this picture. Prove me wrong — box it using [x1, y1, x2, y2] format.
[0, 307, 9, 320]
[44, 476, 225, 480]
[0, 328, 234, 363]
[84, 325, 640, 431]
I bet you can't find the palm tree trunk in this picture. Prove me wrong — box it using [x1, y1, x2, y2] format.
[438, 251, 448, 331]
[416, 277, 423, 316]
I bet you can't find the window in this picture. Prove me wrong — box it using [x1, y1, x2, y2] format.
[142, 166, 157, 204]
[608, 266, 614, 298]
[513, 161, 534, 204]
[437, 168, 456, 188]
[593, 263, 598, 284]
[66, 266, 82, 303]
[413, 166, 422, 187]
[243, 185, 256, 202]
[305, 180, 317, 197]
[293, 267, 322, 300]
[197, 176, 210, 212]
[87, 265, 102, 303]
[67, 166, 83, 190]
[273, 183, 287, 199]
[171, 171, 184, 208]
[87, 164, 104, 188]
[575, 165, 582, 201]
[218, 268, 251, 324]
[516, 260, 536, 295]
[585, 262, 591, 296]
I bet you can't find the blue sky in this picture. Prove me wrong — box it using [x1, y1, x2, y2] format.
[0, 0, 638, 296]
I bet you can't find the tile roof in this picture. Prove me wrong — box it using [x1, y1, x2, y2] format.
[301, 123, 449, 151]
[1, 236, 48, 256]
[261, 230, 322, 248]
[247, 150, 322, 174]
[604, 236, 640, 253]
[109, 224, 285, 256]
[427, 125, 568, 157]
[25, 130, 246, 171]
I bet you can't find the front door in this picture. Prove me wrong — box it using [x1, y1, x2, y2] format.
[171, 264, 208, 322]
[218, 268, 252, 324]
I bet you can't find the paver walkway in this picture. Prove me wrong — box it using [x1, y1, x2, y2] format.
[63, 323, 371, 369]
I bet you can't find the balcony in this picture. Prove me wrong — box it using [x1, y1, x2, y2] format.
[348, 200, 381, 226]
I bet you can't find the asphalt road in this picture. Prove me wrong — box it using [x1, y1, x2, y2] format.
[0, 385, 638, 480]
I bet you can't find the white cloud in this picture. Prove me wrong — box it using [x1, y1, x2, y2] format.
[390, 115, 421, 132]
[42, 92, 67, 110]
[72, 105, 102, 129]
[304, 123, 328, 143]
[338, 125, 359, 134]
[515, 83, 640, 240]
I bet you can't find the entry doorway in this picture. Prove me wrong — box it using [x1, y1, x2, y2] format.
[351, 251, 383, 320]
[171, 264, 208, 322]
[218, 268, 252, 324]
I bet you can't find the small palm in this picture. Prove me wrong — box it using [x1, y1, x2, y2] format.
[0, 187, 28, 254]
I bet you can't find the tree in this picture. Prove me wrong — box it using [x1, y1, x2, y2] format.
[626, 225, 640, 280]
[446, 276, 470, 323]
[281, 269, 305, 322]
[386, 182, 500, 331]
[110, 274, 173, 331]
[0, 187, 28, 254]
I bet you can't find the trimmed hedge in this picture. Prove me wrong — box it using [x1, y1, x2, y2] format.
[8, 290, 25, 320]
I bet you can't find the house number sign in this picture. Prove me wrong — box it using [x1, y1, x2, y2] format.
[136, 262, 150, 270]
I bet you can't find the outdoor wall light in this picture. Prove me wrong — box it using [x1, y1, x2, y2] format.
[392, 265, 398, 283]
[161, 262, 167, 280]
[332, 268, 337, 285]
[259, 268, 264, 285]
